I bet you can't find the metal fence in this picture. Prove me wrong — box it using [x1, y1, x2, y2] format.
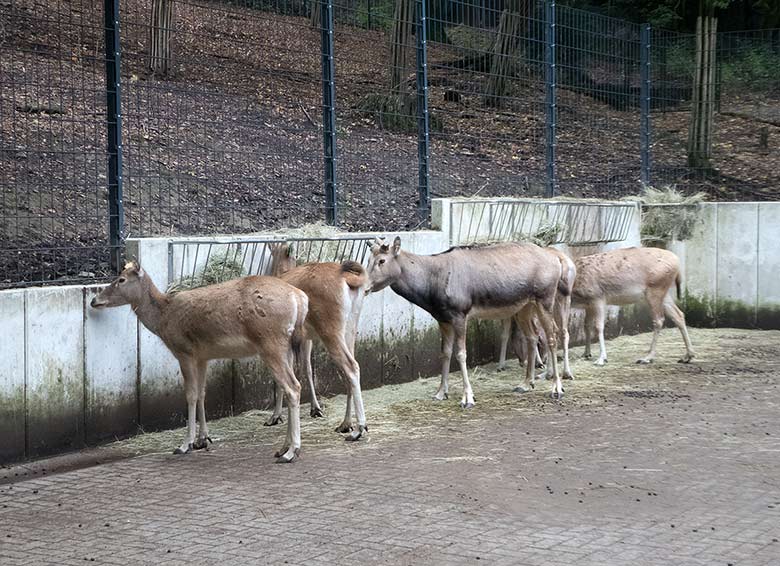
[1, 0, 778, 288]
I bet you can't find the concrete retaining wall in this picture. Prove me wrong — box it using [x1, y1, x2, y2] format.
[673, 202, 780, 329]
[1, 197, 642, 464]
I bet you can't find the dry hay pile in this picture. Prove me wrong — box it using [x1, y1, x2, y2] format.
[97, 327, 779, 458]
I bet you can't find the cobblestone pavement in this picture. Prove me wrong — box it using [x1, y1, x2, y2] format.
[2, 328, 780, 566]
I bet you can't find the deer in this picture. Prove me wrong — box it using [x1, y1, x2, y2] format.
[90, 261, 309, 463]
[267, 242, 369, 441]
[497, 247, 577, 381]
[572, 246, 695, 366]
[365, 237, 567, 403]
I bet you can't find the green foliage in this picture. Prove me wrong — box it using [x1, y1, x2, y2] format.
[632, 186, 707, 244]
[355, 0, 395, 31]
[720, 45, 780, 91]
[664, 42, 696, 78]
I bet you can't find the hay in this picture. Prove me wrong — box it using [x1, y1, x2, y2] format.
[96, 327, 780, 458]
[469, 221, 563, 247]
[629, 185, 707, 244]
[269, 221, 343, 240]
[167, 250, 245, 292]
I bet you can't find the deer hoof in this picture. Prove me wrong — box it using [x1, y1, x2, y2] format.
[432, 392, 448, 401]
[460, 401, 475, 409]
[550, 390, 564, 400]
[173, 443, 193, 455]
[583, 353, 592, 360]
[513, 385, 531, 394]
[264, 415, 284, 426]
[275, 448, 300, 463]
[594, 359, 607, 366]
[495, 365, 506, 373]
[334, 423, 353, 434]
[678, 355, 693, 364]
[310, 407, 325, 418]
[345, 426, 367, 442]
[562, 372, 574, 380]
[192, 436, 212, 450]
[636, 358, 653, 365]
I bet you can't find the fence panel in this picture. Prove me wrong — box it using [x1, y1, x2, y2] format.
[119, 0, 326, 238]
[554, 6, 642, 198]
[651, 27, 780, 200]
[425, 0, 549, 199]
[329, 0, 421, 230]
[1, 0, 113, 287]
[2, 0, 779, 290]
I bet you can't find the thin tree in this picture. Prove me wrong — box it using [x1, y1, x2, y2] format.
[687, 0, 730, 169]
[311, 0, 321, 29]
[485, 0, 531, 108]
[149, 0, 174, 76]
[389, 0, 415, 94]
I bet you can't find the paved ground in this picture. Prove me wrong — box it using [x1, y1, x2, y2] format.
[2, 328, 780, 566]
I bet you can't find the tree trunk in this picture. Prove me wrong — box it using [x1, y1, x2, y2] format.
[484, 0, 529, 108]
[687, 15, 718, 170]
[148, 0, 174, 76]
[310, 0, 321, 29]
[389, 0, 415, 94]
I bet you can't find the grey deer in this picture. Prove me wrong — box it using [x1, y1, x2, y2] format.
[365, 237, 568, 404]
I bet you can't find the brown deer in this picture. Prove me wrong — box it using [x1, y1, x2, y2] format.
[268, 242, 369, 441]
[573, 247, 694, 365]
[90, 261, 308, 463]
[366, 237, 567, 403]
[497, 247, 577, 381]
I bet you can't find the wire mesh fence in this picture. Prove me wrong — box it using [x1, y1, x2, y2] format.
[2, 0, 778, 288]
[650, 26, 780, 200]
[1, 0, 114, 286]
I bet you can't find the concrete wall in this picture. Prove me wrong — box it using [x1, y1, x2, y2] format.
[673, 202, 780, 328]
[0, 197, 642, 464]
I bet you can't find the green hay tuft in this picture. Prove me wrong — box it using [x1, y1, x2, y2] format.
[628, 185, 707, 244]
[167, 251, 245, 292]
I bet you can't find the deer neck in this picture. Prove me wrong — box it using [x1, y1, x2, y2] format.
[390, 251, 435, 304]
[132, 279, 169, 336]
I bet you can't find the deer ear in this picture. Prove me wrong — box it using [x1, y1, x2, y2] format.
[392, 236, 401, 256]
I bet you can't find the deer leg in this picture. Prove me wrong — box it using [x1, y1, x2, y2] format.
[325, 335, 367, 440]
[174, 358, 199, 454]
[266, 353, 301, 464]
[535, 305, 563, 400]
[496, 318, 511, 371]
[336, 391, 353, 434]
[583, 307, 594, 359]
[592, 301, 608, 366]
[637, 292, 666, 364]
[434, 322, 455, 401]
[265, 382, 285, 426]
[664, 296, 695, 363]
[193, 360, 212, 450]
[512, 306, 538, 393]
[299, 339, 323, 418]
[452, 318, 475, 409]
[559, 298, 574, 379]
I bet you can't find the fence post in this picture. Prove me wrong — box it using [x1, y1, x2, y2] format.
[640, 23, 651, 186]
[416, 0, 431, 225]
[544, 0, 557, 198]
[104, 0, 124, 272]
[320, 0, 338, 225]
